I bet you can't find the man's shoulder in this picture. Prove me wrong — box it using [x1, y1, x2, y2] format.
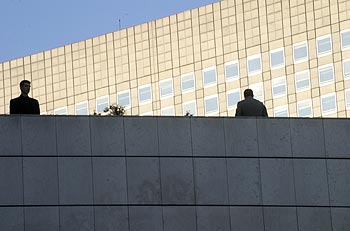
[10, 96, 21, 103]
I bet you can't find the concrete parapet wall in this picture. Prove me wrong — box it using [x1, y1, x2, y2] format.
[0, 115, 349, 231]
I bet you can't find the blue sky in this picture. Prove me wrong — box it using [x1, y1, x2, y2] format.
[0, 0, 219, 63]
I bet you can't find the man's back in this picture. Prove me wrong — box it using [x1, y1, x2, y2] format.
[235, 97, 268, 117]
[10, 95, 40, 114]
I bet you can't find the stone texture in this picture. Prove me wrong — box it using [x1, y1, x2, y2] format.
[0, 207, 24, 231]
[163, 206, 197, 231]
[0, 116, 21, 155]
[129, 206, 163, 231]
[264, 207, 298, 231]
[324, 119, 350, 158]
[327, 159, 350, 206]
[60, 206, 94, 231]
[297, 207, 332, 231]
[230, 206, 264, 231]
[94, 206, 129, 231]
[331, 208, 350, 231]
[196, 206, 231, 231]
[0, 157, 23, 205]
[24, 207, 59, 231]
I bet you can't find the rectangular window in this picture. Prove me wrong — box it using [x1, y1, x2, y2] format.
[272, 76, 287, 98]
[293, 41, 308, 63]
[225, 61, 239, 81]
[343, 60, 350, 79]
[295, 70, 310, 92]
[181, 73, 195, 93]
[341, 30, 350, 50]
[316, 35, 332, 57]
[204, 95, 219, 115]
[182, 101, 197, 116]
[138, 84, 152, 104]
[96, 96, 109, 113]
[140, 111, 153, 116]
[75, 101, 89, 115]
[227, 89, 241, 109]
[54, 107, 68, 115]
[321, 93, 337, 115]
[274, 105, 289, 117]
[345, 89, 350, 110]
[117, 90, 130, 107]
[203, 67, 217, 87]
[297, 100, 313, 117]
[247, 54, 262, 76]
[318, 64, 334, 86]
[270, 48, 285, 69]
[161, 106, 175, 116]
[159, 79, 174, 99]
[249, 82, 264, 102]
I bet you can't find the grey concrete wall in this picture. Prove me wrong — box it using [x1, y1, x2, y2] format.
[0, 115, 349, 231]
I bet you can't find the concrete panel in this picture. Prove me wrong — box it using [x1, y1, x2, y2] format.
[293, 159, 329, 206]
[191, 117, 225, 156]
[160, 158, 195, 204]
[260, 159, 295, 205]
[0, 116, 21, 155]
[194, 158, 229, 204]
[21, 116, 56, 156]
[196, 206, 231, 231]
[224, 118, 259, 157]
[129, 206, 163, 231]
[163, 206, 196, 231]
[126, 157, 161, 204]
[227, 158, 262, 205]
[124, 117, 158, 155]
[0, 207, 24, 231]
[158, 117, 192, 156]
[331, 208, 350, 231]
[56, 116, 91, 156]
[0, 157, 23, 205]
[230, 207, 264, 231]
[24, 207, 59, 231]
[94, 206, 129, 231]
[92, 157, 127, 204]
[327, 159, 350, 206]
[297, 207, 332, 231]
[90, 116, 125, 156]
[290, 119, 325, 157]
[23, 157, 58, 205]
[257, 118, 292, 157]
[264, 207, 298, 231]
[58, 157, 93, 205]
[60, 206, 94, 231]
[324, 119, 350, 157]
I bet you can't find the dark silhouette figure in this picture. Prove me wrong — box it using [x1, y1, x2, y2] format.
[10, 80, 40, 114]
[235, 89, 268, 117]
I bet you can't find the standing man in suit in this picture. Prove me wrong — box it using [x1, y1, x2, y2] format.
[10, 80, 40, 114]
[235, 89, 268, 117]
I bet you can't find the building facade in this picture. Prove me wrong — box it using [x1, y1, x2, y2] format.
[0, 0, 349, 117]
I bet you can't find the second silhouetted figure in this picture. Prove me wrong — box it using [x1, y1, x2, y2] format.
[235, 89, 268, 117]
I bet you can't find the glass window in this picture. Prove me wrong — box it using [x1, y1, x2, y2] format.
[345, 89, 350, 109]
[272, 76, 287, 98]
[117, 90, 130, 107]
[295, 70, 310, 92]
[138, 85, 152, 104]
[341, 30, 350, 50]
[318, 64, 334, 86]
[247, 55, 262, 76]
[140, 111, 153, 116]
[54, 107, 68, 115]
[293, 42, 308, 63]
[227, 89, 241, 109]
[159, 79, 174, 99]
[161, 106, 175, 116]
[343, 60, 350, 79]
[297, 100, 313, 117]
[204, 95, 219, 115]
[96, 96, 109, 113]
[270, 48, 285, 69]
[321, 93, 337, 115]
[182, 101, 197, 116]
[181, 73, 195, 92]
[203, 67, 217, 87]
[225, 61, 239, 81]
[274, 105, 289, 117]
[249, 82, 264, 102]
[75, 101, 89, 115]
[316, 35, 332, 57]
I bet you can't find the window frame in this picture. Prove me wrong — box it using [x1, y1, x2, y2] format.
[202, 66, 217, 88]
[321, 92, 337, 115]
[318, 63, 334, 86]
[297, 99, 313, 117]
[270, 48, 285, 70]
[181, 72, 195, 93]
[316, 35, 332, 57]
[249, 82, 264, 102]
[117, 90, 131, 108]
[54, 106, 68, 115]
[341, 29, 350, 51]
[182, 100, 197, 116]
[96, 95, 110, 113]
[204, 94, 219, 115]
[160, 106, 175, 116]
[295, 70, 311, 93]
[75, 101, 89, 115]
[345, 89, 350, 110]
[159, 78, 174, 100]
[343, 59, 350, 80]
[224, 61, 239, 82]
[226, 88, 241, 109]
[293, 41, 308, 64]
[274, 105, 289, 117]
[272, 76, 287, 98]
[247, 54, 262, 76]
[138, 84, 152, 105]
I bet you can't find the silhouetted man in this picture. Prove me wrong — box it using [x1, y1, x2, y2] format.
[10, 80, 40, 114]
[235, 89, 268, 117]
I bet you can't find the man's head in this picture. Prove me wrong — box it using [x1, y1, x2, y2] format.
[20, 80, 31, 96]
[244, 89, 254, 99]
